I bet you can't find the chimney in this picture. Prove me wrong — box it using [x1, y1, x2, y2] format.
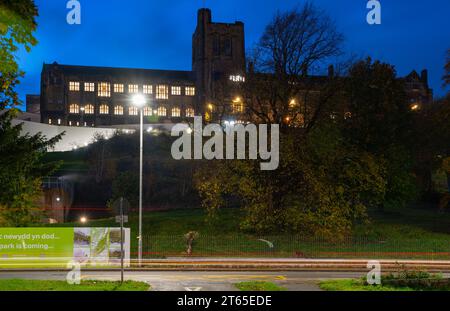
[421, 69, 428, 86]
[328, 65, 335, 77]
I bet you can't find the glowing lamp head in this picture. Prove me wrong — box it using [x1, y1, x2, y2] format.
[80, 216, 87, 223]
[132, 94, 146, 108]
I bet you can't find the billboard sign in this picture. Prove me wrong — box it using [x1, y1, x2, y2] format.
[0, 227, 130, 268]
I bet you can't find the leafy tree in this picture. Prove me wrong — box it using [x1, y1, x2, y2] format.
[194, 4, 389, 239]
[0, 1, 63, 226]
[343, 58, 417, 208]
[0, 110, 62, 226]
[0, 0, 38, 109]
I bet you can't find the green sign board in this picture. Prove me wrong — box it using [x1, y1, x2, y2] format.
[0, 228, 130, 268]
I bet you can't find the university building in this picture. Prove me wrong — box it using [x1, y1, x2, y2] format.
[27, 8, 432, 127]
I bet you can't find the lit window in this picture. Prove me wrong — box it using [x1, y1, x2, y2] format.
[157, 106, 167, 116]
[128, 84, 138, 94]
[69, 82, 80, 91]
[185, 108, 195, 117]
[171, 86, 181, 96]
[143, 107, 152, 116]
[229, 75, 245, 83]
[232, 97, 244, 113]
[99, 104, 109, 114]
[143, 85, 153, 94]
[171, 107, 181, 117]
[114, 84, 124, 93]
[69, 121, 72, 126]
[185, 86, 195, 96]
[57, 119, 61, 125]
[114, 105, 124, 115]
[98, 82, 111, 97]
[156, 85, 169, 99]
[84, 82, 95, 92]
[69, 104, 80, 114]
[129, 106, 138, 116]
[84, 104, 94, 114]
[76, 121, 80, 126]
[48, 118, 52, 125]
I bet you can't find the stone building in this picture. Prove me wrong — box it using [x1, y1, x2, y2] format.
[32, 8, 432, 128]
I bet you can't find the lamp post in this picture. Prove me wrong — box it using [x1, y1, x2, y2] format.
[132, 94, 146, 266]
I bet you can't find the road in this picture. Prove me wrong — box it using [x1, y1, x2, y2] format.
[0, 270, 372, 291]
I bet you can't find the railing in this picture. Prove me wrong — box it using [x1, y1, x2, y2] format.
[132, 235, 450, 260]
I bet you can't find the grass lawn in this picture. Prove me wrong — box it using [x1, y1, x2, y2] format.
[235, 281, 286, 291]
[319, 279, 414, 291]
[0, 279, 150, 291]
[45, 206, 450, 259]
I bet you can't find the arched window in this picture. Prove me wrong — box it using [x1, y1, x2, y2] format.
[129, 106, 138, 116]
[143, 107, 152, 116]
[185, 108, 194, 117]
[84, 104, 94, 114]
[114, 105, 124, 115]
[157, 106, 167, 116]
[171, 107, 181, 117]
[69, 104, 79, 114]
[99, 104, 109, 115]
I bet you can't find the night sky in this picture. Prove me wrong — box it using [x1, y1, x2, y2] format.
[16, 0, 450, 107]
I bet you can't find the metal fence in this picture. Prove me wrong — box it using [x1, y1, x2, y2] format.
[133, 235, 450, 260]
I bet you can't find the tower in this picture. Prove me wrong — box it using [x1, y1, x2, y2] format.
[192, 8, 246, 114]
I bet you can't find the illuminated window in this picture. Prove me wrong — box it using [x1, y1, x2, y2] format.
[57, 119, 61, 125]
[229, 75, 245, 83]
[143, 107, 152, 116]
[157, 106, 167, 116]
[69, 82, 80, 91]
[171, 86, 181, 96]
[171, 107, 181, 117]
[143, 85, 153, 94]
[99, 104, 109, 114]
[114, 105, 124, 115]
[128, 84, 138, 94]
[84, 104, 94, 114]
[84, 82, 95, 92]
[114, 84, 124, 93]
[69, 121, 72, 126]
[185, 86, 195, 96]
[156, 85, 169, 99]
[232, 97, 244, 113]
[129, 106, 138, 116]
[69, 104, 80, 114]
[98, 82, 111, 97]
[185, 108, 194, 117]
[48, 118, 52, 125]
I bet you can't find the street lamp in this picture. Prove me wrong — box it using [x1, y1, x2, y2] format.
[132, 94, 146, 266]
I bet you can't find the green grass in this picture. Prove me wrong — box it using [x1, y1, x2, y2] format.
[43, 206, 450, 259]
[319, 279, 414, 291]
[0, 279, 150, 291]
[235, 281, 286, 291]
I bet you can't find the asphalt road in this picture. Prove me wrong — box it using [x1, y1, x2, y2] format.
[0, 271, 372, 291]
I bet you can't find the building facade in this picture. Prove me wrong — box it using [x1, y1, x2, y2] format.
[34, 8, 432, 128]
[38, 8, 245, 127]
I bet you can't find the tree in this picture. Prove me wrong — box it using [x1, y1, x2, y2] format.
[0, 0, 38, 109]
[343, 58, 417, 208]
[195, 4, 388, 239]
[0, 110, 62, 226]
[0, 1, 62, 226]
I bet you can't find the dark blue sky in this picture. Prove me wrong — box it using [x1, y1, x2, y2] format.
[16, 0, 450, 107]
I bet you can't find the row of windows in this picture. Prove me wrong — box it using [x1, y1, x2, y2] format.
[69, 81, 195, 98]
[68, 104, 194, 117]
